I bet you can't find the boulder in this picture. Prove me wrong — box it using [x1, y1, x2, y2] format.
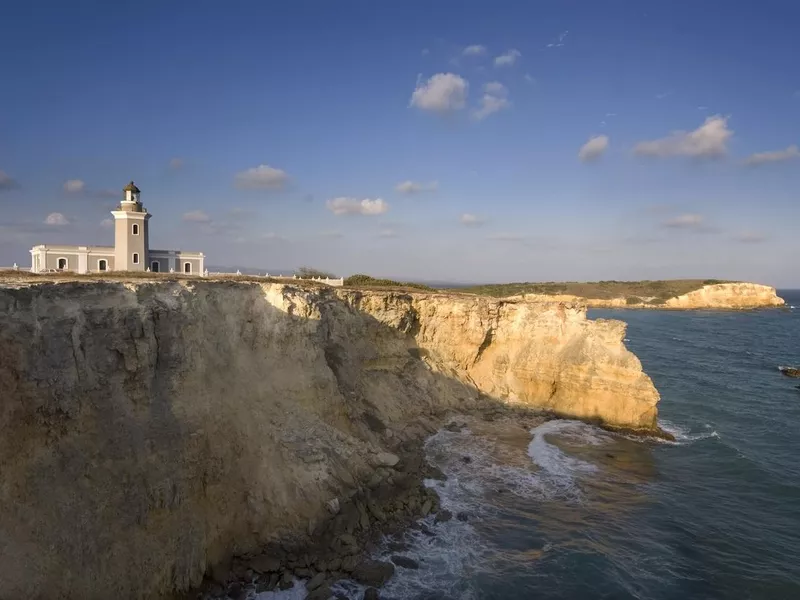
[251, 555, 282, 574]
[351, 560, 395, 587]
[373, 452, 400, 467]
[391, 555, 419, 570]
[306, 572, 326, 591]
[306, 583, 333, 600]
[779, 366, 800, 378]
[434, 509, 453, 524]
[364, 588, 380, 600]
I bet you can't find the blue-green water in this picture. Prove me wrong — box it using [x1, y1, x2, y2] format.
[267, 293, 800, 600]
[384, 292, 800, 600]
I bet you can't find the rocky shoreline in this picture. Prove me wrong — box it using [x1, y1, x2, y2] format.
[188, 404, 548, 600]
[189, 435, 446, 600]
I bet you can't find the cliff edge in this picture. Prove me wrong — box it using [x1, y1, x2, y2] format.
[0, 280, 658, 598]
[513, 282, 784, 310]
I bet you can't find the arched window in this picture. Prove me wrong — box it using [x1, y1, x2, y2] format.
[98, 259, 107, 271]
[57, 257, 68, 270]
[184, 262, 192, 274]
[151, 261, 160, 272]
[132, 223, 139, 235]
[132, 252, 139, 265]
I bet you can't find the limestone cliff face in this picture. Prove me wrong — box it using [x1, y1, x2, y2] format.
[512, 282, 784, 310]
[662, 283, 784, 309]
[0, 281, 658, 599]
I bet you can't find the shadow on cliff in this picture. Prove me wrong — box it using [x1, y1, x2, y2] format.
[0, 280, 658, 600]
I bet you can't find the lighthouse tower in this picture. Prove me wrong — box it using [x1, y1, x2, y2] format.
[111, 181, 150, 271]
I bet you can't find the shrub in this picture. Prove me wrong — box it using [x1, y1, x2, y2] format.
[295, 266, 336, 279]
[626, 296, 642, 305]
[344, 274, 434, 291]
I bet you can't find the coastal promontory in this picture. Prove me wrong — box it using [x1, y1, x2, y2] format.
[0, 277, 658, 598]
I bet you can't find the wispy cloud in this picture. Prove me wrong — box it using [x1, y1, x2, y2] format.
[634, 115, 733, 159]
[63, 179, 85, 193]
[100, 218, 113, 229]
[655, 90, 673, 100]
[661, 213, 718, 233]
[377, 228, 399, 238]
[524, 73, 535, 84]
[734, 231, 768, 244]
[0, 170, 19, 191]
[472, 81, 510, 120]
[487, 232, 526, 242]
[169, 157, 184, 170]
[421, 48, 430, 56]
[462, 44, 486, 56]
[460, 213, 486, 226]
[578, 135, 610, 162]
[545, 31, 569, 48]
[494, 49, 521, 67]
[182, 210, 212, 223]
[234, 164, 289, 190]
[409, 73, 469, 114]
[326, 197, 389, 216]
[742, 145, 800, 167]
[44, 212, 69, 226]
[318, 230, 344, 239]
[395, 180, 439, 194]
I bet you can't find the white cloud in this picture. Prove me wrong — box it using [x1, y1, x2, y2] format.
[378, 228, 398, 238]
[460, 213, 486, 226]
[63, 179, 85, 193]
[182, 210, 212, 223]
[546, 31, 569, 48]
[45, 212, 69, 226]
[234, 164, 289, 190]
[463, 44, 487, 56]
[326, 197, 389, 216]
[395, 180, 439, 194]
[662, 213, 705, 229]
[0, 170, 19, 191]
[409, 73, 469, 114]
[100, 218, 113, 229]
[472, 82, 510, 120]
[634, 115, 733, 159]
[578, 135, 610, 162]
[742, 145, 800, 166]
[494, 49, 521, 67]
[169, 157, 184, 170]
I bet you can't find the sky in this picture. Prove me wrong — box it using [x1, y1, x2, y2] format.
[1, 0, 799, 286]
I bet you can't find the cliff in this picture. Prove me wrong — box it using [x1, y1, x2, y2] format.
[661, 282, 784, 309]
[0, 280, 658, 599]
[511, 282, 784, 310]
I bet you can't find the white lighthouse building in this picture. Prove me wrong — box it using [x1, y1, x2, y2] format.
[30, 181, 205, 275]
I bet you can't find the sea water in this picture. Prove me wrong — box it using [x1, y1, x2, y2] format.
[260, 291, 800, 600]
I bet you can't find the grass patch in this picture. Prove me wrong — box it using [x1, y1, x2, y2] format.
[448, 279, 734, 300]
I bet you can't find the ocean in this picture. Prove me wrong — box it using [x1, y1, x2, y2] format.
[263, 291, 800, 600]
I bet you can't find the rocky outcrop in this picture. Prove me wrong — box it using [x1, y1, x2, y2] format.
[0, 281, 659, 599]
[512, 282, 784, 310]
[661, 283, 784, 309]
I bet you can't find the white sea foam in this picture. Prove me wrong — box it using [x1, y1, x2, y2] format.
[655, 419, 720, 445]
[255, 579, 307, 599]
[527, 420, 602, 479]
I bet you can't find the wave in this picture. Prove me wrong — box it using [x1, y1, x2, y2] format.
[655, 419, 720, 445]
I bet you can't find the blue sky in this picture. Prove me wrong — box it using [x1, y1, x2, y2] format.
[1, 0, 799, 285]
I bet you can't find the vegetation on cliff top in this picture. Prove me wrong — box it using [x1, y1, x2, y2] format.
[449, 279, 732, 300]
[344, 274, 434, 291]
